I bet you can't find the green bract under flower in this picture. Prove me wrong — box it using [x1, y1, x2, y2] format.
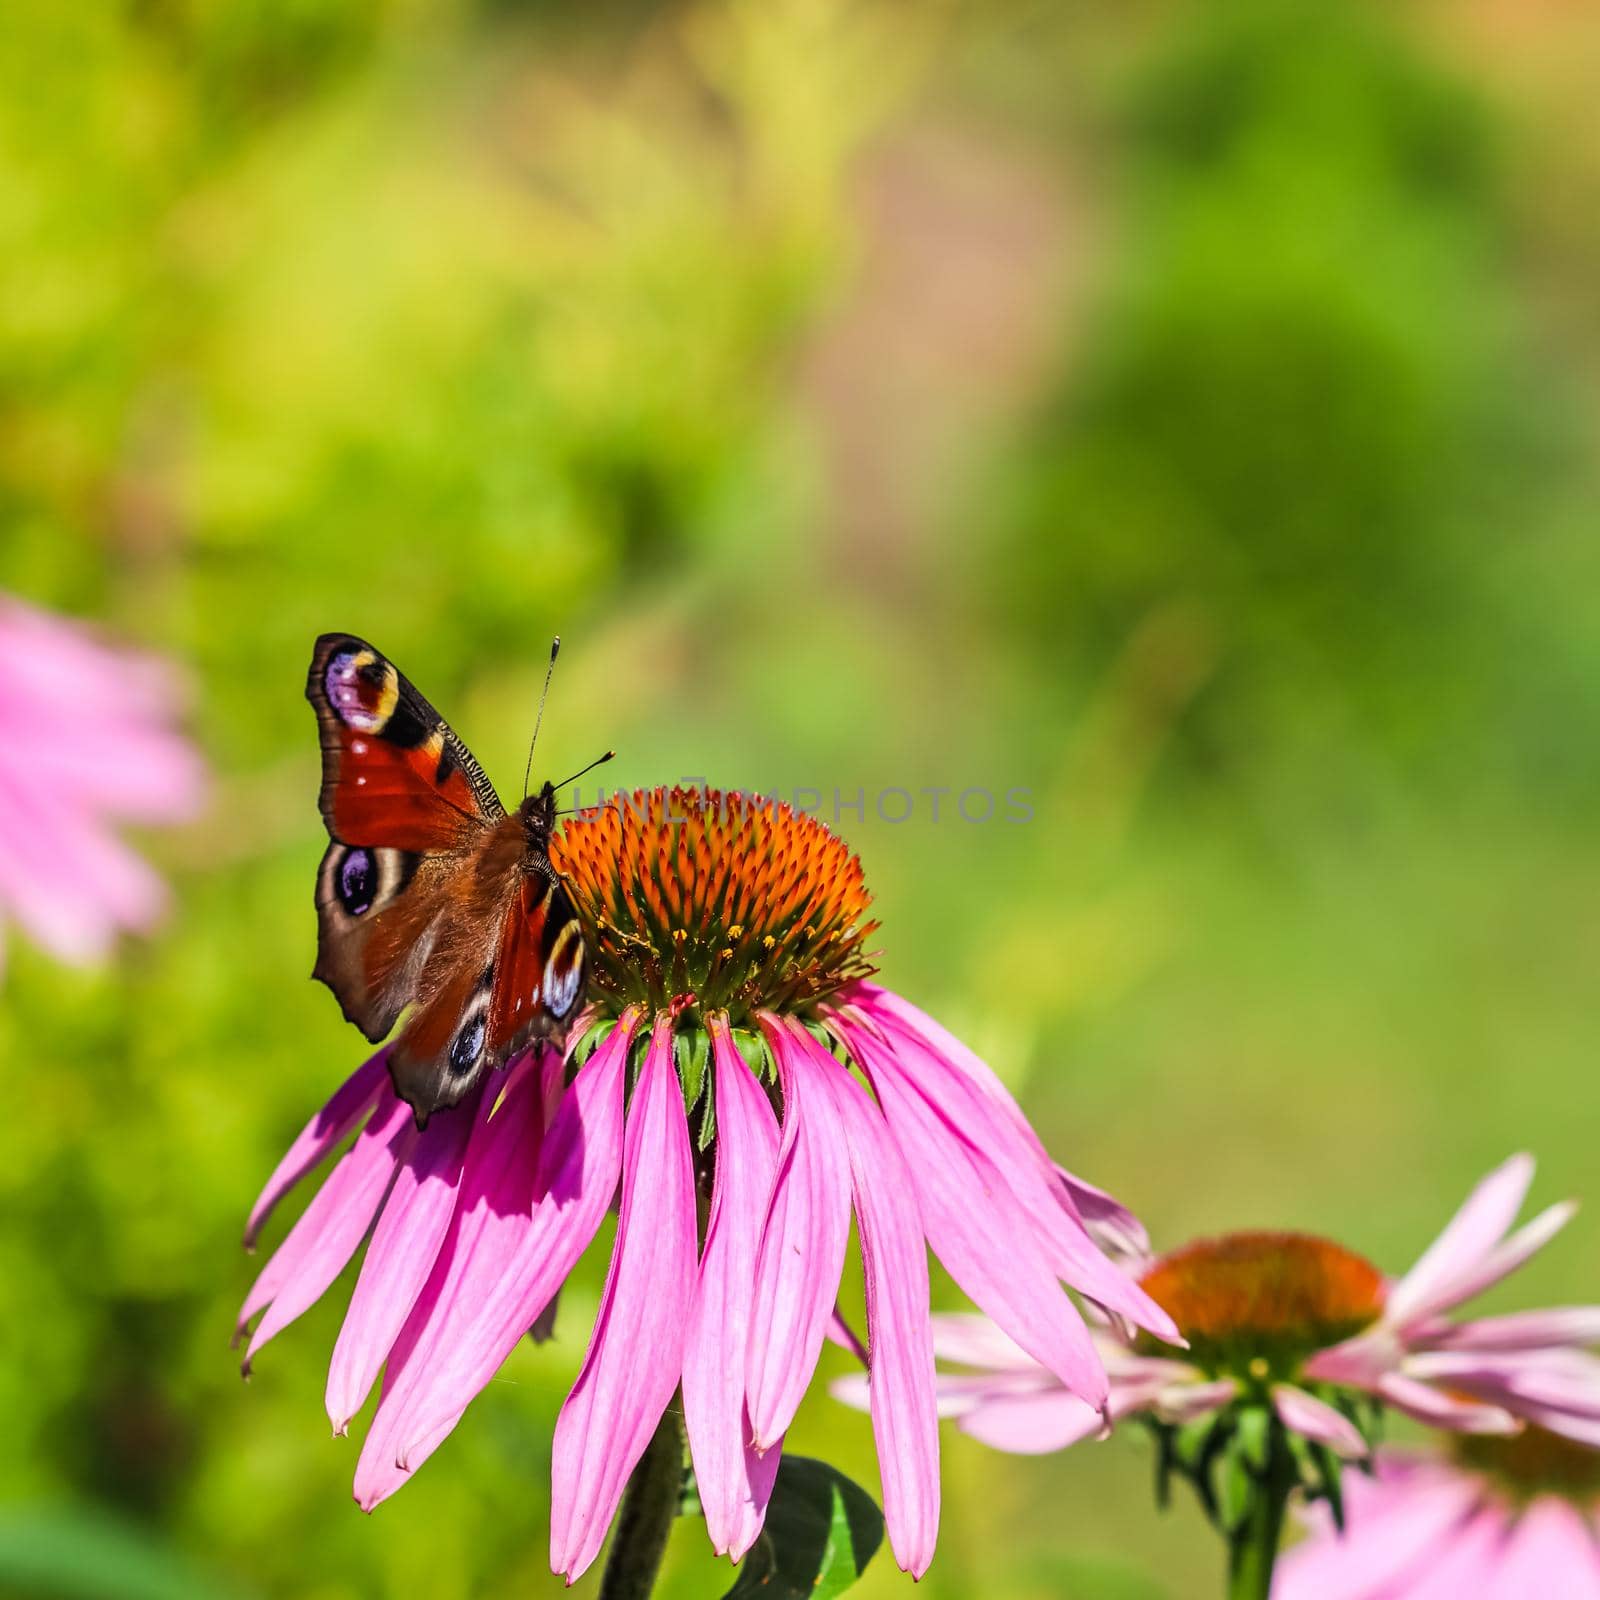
[1138, 1233, 1386, 1383]
[552, 786, 879, 1027]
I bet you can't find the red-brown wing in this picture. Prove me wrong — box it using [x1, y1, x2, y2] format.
[307, 633, 502, 853]
[387, 865, 586, 1126]
[307, 635, 501, 1039]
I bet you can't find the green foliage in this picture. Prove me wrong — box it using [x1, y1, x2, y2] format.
[722, 1458, 884, 1600]
[1, 1, 1598, 1598]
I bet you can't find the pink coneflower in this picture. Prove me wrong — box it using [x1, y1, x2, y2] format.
[238, 786, 1177, 1583]
[0, 593, 203, 974]
[1275, 1433, 1600, 1599]
[872, 1157, 1595, 1466]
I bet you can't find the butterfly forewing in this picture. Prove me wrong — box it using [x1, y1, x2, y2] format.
[306, 636, 588, 1124]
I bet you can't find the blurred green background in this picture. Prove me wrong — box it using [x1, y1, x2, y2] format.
[2, 0, 1598, 1595]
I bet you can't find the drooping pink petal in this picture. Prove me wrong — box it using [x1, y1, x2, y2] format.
[836, 1003, 1177, 1344]
[239, 1087, 414, 1368]
[821, 1037, 939, 1578]
[746, 1016, 853, 1451]
[550, 1015, 698, 1583]
[326, 1083, 483, 1431]
[838, 1014, 1109, 1409]
[1405, 1348, 1600, 1420]
[1384, 1154, 1534, 1328]
[682, 1015, 783, 1561]
[1053, 1165, 1150, 1260]
[929, 1314, 1042, 1372]
[1423, 1307, 1600, 1352]
[243, 1050, 391, 1248]
[374, 1022, 638, 1492]
[956, 1389, 1105, 1454]
[1271, 1385, 1368, 1459]
[352, 1051, 555, 1510]
[1371, 1373, 1519, 1434]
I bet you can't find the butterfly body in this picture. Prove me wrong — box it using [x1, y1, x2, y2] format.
[307, 635, 585, 1125]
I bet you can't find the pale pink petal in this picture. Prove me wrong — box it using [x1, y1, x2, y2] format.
[550, 1016, 698, 1583]
[377, 1022, 638, 1488]
[244, 1050, 390, 1248]
[1271, 1385, 1368, 1459]
[325, 1084, 482, 1430]
[1485, 1500, 1600, 1600]
[239, 1089, 414, 1367]
[957, 1389, 1105, 1454]
[1274, 1470, 1486, 1600]
[1406, 1348, 1600, 1419]
[825, 1044, 939, 1578]
[352, 1052, 556, 1509]
[1392, 1507, 1513, 1600]
[1384, 1155, 1534, 1328]
[1424, 1307, 1600, 1352]
[839, 1015, 1109, 1408]
[682, 1015, 783, 1561]
[746, 1016, 853, 1451]
[1408, 1203, 1578, 1321]
[828, 1308, 868, 1365]
[929, 1314, 1040, 1372]
[1152, 1377, 1237, 1423]
[1372, 1373, 1519, 1434]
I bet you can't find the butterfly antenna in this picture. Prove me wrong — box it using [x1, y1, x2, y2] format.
[552, 749, 616, 794]
[522, 637, 561, 800]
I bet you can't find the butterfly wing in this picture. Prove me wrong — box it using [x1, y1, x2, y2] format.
[307, 634, 502, 1040]
[387, 865, 588, 1124]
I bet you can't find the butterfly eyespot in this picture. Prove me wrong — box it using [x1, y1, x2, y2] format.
[325, 648, 399, 733]
[543, 922, 584, 1020]
[337, 847, 378, 916]
[449, 1012, 487, 1077]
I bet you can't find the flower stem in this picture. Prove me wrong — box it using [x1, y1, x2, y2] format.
[1226, 1423, 1295, 1600]
[599, 1405, 685, 1600]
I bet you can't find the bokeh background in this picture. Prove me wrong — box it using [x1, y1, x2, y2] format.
[3, 1, 1598, 1595]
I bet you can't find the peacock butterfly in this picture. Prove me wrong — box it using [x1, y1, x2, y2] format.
[305, 633, 606, 1125]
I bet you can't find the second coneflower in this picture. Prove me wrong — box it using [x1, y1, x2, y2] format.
[238, 786, 1177, 1582]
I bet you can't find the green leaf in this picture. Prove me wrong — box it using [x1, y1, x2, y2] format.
[677, 1027, 710, 1114]
[1234, 1406, 1270, 1473]
[721, 1457, 884, 1599]
[1218, 1436, 1256, 1532]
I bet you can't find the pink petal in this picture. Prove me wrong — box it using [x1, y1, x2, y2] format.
[1152, 1377, 1237, 1423]
[824, 1044, 940, 1578]
[325, 1084, 483, 1430]
[351, 1051, 557, 1509]
[1274, 1471, 1486, 1600]
[1054, 1165, 1150, 1260]
[1372, 1373, 1519, 1434]
[238, 1088, 414, 1368]
[1406, 1348, 1600, 1419]
[957, 1389, 1104, 1454]
[837, 1015, 1110, 1408]
[828, 1308, 868, 1365]
[746, 1017, 853, 1451]
[682, 1015, 783, 1561]
[1384, 1155, 1534, 1328]
[550, 1015, 698, 1583]
[1485, 1500, 1600, 1600]
[1271, 1385, 1368, 1459]
[244, 1050, 390, 1248]
[1408, 1203, 1578, 1321]
[929, 1314, 1040, 1372]
[838, 1004, 1177, 1344]
[1424, 1307, 1600, 1352]
[379, 1024, 637, 1488]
